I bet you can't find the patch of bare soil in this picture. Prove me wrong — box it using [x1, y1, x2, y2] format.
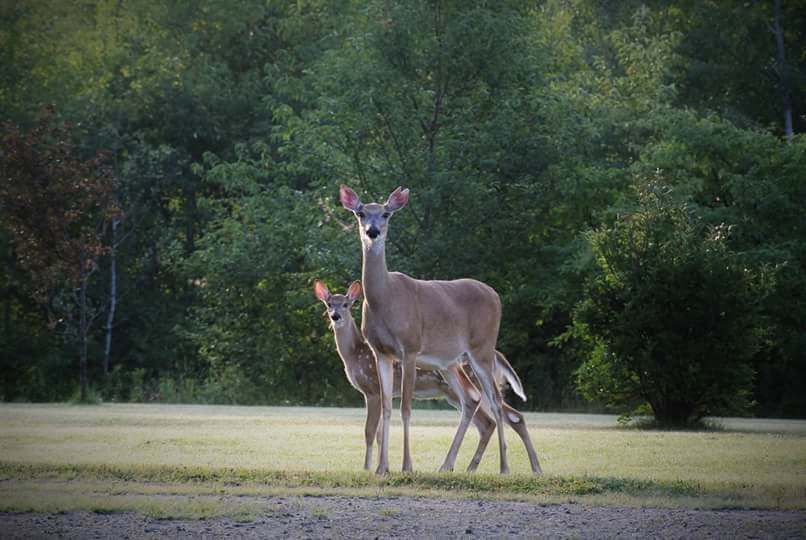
[1, 495, 804, 539]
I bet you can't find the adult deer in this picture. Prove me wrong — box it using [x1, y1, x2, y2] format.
[314, 279, 542, 473]
[340, 184, 516, 475]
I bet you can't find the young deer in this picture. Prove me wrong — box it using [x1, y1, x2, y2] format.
[340, 184, 523, 474]
[314, 279, 541, 473]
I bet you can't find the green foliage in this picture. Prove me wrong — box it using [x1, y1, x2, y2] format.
[573, 182, 765, 426]
[0, 1, 804, 416]
[630, 113, 806, 417]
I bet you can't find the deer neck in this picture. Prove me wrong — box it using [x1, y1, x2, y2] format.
[333, 316, 362, 368]
[361, 238, 390, 306]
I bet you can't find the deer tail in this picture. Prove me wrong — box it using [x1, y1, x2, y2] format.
[495, 350, 527, 402]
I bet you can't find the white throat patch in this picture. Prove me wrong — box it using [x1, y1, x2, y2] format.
[362, 235, 385, 255]
[331, 319, 348, 330]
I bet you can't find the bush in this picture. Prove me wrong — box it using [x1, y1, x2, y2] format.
[573, 182, 766, 427]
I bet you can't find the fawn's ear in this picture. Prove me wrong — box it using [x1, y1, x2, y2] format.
[340, 184, 362, 212]
[313, 280, 331, 302]
[346, 281, 362, 303]
[384, 186, 409, 212]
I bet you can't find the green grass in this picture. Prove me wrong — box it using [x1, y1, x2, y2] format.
[0, 403, 804, 516]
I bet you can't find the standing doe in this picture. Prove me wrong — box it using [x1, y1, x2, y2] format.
[314, 279, 541, 473]
[340, 184, 521, 474]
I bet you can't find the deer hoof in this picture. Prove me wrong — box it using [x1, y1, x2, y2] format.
[375, 464, 389, 476]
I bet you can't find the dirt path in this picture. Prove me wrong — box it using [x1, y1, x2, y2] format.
[2, 495, 804, 539]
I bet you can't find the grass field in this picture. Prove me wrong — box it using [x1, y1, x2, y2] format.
[0, 404, 804, 518]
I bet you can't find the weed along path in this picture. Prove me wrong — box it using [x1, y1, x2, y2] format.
[0, 404, 805, 537]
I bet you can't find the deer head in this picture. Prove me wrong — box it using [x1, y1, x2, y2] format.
[340, 185, 409, 249]
[314, 279, 362, 329]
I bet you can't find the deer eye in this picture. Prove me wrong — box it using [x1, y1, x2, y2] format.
[343, 303, 348, 308]
[382, 212, 390, 218]
[356, 211, 365, 218]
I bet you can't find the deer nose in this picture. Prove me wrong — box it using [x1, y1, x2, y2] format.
[366, 226, 380, 239]
[331, 313, 341, 321]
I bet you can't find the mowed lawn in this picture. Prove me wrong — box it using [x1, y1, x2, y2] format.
[0, 403, 804, 515]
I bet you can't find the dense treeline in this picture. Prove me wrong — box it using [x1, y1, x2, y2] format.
[1, 1, 804, 424]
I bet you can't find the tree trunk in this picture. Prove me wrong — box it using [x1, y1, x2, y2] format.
[2, 250, 11, 344]
[773, 0, 794, 144]
[103, 217, 119, 375]
[651, 397, 698, 428]
[79, 264, 89, 402]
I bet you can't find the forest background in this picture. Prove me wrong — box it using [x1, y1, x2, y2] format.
[1, 0, 804, 425]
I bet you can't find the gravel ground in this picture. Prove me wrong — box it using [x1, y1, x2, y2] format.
[1, 495, 804, 539]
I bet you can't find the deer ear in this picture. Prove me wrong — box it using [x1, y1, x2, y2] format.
[346, 281, 362, 302]
[385, 186, 409, 212]
[340, 185, 362, 212]
[313, 280, 331, 302]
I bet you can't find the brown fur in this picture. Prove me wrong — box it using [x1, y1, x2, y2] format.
[340, 185, 536, 474]
[315, 281, 541, 472]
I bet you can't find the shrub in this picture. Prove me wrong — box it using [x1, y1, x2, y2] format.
[573, 182, 766, 426]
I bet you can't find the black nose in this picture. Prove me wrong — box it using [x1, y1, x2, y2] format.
[331, 313, 341, 321]
[366, 227, 380, 239]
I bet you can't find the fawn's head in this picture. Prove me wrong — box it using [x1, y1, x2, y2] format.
[339, 185, 409, 248]
[314, 280, 362, 330]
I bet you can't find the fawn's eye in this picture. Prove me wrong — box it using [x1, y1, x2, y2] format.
[382, 212, 390, 218]
[356, 211, 365, 218]
[343, 303, 348, 308]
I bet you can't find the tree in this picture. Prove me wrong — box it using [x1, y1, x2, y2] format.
[0, 0, 803, 414]
[629, 111, 806, 417]
[0, 108, 118, 401]
[573, 182, 765, 426]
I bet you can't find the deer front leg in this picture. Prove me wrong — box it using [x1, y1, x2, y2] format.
[363, 393, 382, 471]
[375, 354, 394, 475]
[400, 352, 415, 472]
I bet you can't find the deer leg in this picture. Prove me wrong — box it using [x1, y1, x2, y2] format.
[439, 377, 494, 472]
[466, 405, 496, 473]
[503, 404, 542, 474]
[400, 352, 415, 473]
[453, 363, 496, 472]
[468, 347, 510, 474]
[363, 393, 382, 471]
[438, 363, 480, 472]
[375, 353, 394, 475]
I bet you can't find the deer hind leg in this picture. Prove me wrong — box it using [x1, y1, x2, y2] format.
[363, 393, 382, 471]
[502, 404, 542, 474]
[443, 363, 495, 472]
[438, 363, 481, 472]
[374, 353, 395, 475]
[466, 401, 495, 473]
[468, 346, 510, 474]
